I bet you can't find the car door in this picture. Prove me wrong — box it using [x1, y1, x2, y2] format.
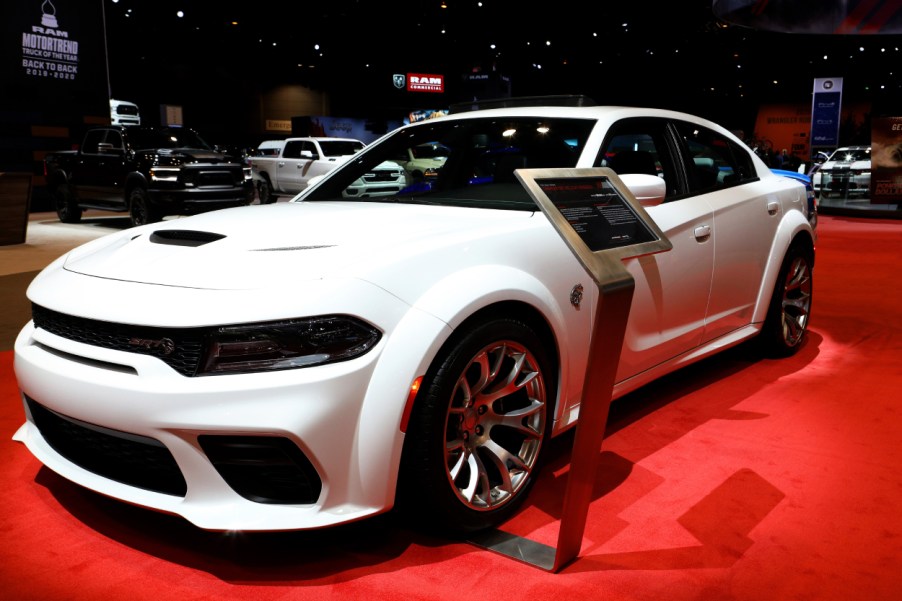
[670, 121, 781, 344]
[596, 118, 715, 382]
[279, 140, 309, 194]
[95, 129, 128, 207]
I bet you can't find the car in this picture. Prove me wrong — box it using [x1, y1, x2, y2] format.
[812, 145, 871, 198]
[390, 141, 450, 182]
[13, 100, 816, 536]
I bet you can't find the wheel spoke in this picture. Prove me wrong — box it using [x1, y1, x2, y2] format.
[495, 399, 545, 437]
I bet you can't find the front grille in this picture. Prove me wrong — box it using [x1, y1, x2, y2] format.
[364, 169, 402, 183]
[26, 396, 187, 496]
[181, 165, 243, 187]
[199, 435, 323, 504]
[32, 304, 205, 377]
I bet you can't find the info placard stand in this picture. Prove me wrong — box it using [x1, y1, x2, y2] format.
[467, 168, 672, 572]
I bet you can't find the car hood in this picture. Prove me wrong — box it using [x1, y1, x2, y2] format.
[62, 202, 536, 290]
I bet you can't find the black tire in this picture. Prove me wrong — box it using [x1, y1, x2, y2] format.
[258, 178, 277, 204]
[128, 187, 162, 227]
[53, 182, 82, 223]
[398, 317, 553, 535]
[759, 242, 813, 357]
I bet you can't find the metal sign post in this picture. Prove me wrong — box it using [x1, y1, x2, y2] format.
[468, 168, 672, 572]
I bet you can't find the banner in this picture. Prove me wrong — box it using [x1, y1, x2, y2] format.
[871, 116, 902, 204]
[810, 78, 843, 149]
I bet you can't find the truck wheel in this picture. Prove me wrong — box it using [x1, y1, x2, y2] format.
[129, 187, 162, 227]
[53, 183, 82, 223]
[258, 178, 277, 204]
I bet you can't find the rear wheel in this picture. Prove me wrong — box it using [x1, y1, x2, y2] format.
[53, 182, 82, 223]
[128, 187, 162, 227]
[257, 178, 277, 204]
[760, 242, 813, 357]
[399, 317, 553, 535]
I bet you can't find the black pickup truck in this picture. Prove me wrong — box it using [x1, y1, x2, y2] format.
[44, 125, 256, 226]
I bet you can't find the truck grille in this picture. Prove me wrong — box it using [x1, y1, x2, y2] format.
[364, 169, 402, 183]
[182, 165, 244, 187]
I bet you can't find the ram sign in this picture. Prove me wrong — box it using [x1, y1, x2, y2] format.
[406, 73, 444, 93]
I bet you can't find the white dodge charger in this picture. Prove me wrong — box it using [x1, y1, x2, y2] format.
[13, 101, 816, 535]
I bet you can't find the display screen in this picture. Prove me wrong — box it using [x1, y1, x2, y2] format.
[536, 176, 659, 252]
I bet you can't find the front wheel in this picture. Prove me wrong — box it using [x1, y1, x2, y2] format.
[128, 187, 162, 227]
[53, 182, 82, 223]
[398, 317, 553, 535]
[759, 242, 813, 357]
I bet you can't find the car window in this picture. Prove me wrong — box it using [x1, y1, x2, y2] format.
[283, 141, 304, 159]
[303, 116, 596, 210]
[104, 130, 124, 150]
[596, 117, 681, 200]
[81, 130, 105, 154]
[673, 121, 756, 194]
[319, 140, 365, 157]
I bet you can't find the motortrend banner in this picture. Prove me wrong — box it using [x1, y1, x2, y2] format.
[1, 0, 107, 117]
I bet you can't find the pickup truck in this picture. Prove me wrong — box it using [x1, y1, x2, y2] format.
[44, 125, 256, 226]
[249, 137, 407, 203]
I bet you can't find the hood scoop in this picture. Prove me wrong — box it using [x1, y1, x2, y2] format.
[149, 229, 226, 247]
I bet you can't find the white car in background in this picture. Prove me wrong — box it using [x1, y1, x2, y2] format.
[812, 145, 871, 198]
[13, 100, 816, 536]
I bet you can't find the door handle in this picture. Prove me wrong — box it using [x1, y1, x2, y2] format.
[278, 161, 285, 167]
[767, 200, 779, 215]
[694, 224, 711, 241]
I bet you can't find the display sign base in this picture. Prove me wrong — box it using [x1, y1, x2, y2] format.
[467, 168, 672, 572]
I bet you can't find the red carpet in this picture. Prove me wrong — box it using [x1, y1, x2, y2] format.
[2, 214, 901, 600]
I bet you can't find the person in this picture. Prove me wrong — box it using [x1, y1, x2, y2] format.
[773, 148, 789, 169]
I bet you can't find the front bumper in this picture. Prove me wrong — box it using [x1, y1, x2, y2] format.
[146, 182, 256, 212]
[12, 319, 400, 531]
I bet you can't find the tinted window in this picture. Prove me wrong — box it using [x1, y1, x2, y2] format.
[81, 130, 105, 154]
[283, 141, 304, 159]
[319, 140, 365, 157]
[673, 121, 755, 193]
[597, 118, 681, 200]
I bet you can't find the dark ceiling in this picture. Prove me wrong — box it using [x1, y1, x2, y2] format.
[102, 0, 902, 139]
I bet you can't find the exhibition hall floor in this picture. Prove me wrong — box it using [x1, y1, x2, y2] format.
[1, 211, 901, 600]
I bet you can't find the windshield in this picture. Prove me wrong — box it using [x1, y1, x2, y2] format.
[126, 127, 213, 150]
[829, 148, 870, 162]
[301, 116, 595, 210]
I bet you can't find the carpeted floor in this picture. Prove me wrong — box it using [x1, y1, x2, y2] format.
[1, 214, 901, 600]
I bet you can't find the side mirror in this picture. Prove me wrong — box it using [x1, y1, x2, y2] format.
[97, 142, 121, 154]
[619, 173, 666, 207]
[300, 150, 316, 159]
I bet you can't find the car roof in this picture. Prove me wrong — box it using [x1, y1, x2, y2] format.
[409, 104, 740, 139]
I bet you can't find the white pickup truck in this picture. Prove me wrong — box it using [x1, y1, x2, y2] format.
[249, 137, 407, 203]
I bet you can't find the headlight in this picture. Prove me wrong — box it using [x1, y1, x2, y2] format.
[199, 316, 381, 375]
[243, 167, 253, 181]
[150, 167, 180, 182]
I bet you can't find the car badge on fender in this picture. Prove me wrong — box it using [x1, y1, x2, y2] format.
[570, 283, 584, 308]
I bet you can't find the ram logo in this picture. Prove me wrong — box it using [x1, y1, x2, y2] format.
[393, 74, 405, 89]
